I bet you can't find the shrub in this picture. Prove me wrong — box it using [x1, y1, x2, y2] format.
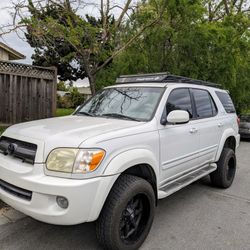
[57, 88, 85, 109]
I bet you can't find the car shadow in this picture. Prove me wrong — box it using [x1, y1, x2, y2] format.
[1, 217, 102, 250]
[240, 138, 250, 142]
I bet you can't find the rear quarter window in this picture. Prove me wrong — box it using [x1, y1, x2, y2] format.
[215, 91, 236, 113]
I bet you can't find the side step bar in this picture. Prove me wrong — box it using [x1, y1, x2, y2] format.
[158, 163, 217, 199]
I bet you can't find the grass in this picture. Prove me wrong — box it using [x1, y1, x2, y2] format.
[0, 127, 6, 135]
[56, 108, 75, 117]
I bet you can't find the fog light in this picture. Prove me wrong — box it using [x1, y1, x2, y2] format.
[56, 196, 69, 209]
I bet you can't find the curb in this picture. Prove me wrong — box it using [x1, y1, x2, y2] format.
[0, 202, 26, 225]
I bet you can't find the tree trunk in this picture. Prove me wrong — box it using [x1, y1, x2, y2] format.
[88, 74, 96, 95]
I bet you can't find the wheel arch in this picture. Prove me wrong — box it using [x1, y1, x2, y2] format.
[224, 136, 236, 152]
[122, 163, 158, 204]
[88, 149, 159, 221]
[215, 129, 237, 162]
[103, 148, 159, 179]
[103, 148, 159, 203]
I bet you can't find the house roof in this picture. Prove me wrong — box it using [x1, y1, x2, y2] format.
[77, 86, 92, 95]
[0, 42, 26, 60]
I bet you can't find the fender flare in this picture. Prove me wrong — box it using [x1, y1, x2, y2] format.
[102, 148, 159, 179]
[215, 128, 237, 162]
[87, 149, 159, 221]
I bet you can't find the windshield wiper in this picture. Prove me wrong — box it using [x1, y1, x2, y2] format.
[77, 111, 94, 117]
[101, 113, 140, 121]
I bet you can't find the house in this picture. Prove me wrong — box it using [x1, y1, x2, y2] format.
[0, 42, 26, 61]
[77, 86, 92, 100]
[57, 90, 71, 97]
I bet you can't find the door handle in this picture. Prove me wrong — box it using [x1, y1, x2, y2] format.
[189, 128, 198, 134]
[218, 123, 223, 128]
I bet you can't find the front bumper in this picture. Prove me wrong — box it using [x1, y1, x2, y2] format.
[0, 155, 118, 225]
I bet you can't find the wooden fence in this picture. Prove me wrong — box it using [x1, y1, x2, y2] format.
[0, 60, 57, 125]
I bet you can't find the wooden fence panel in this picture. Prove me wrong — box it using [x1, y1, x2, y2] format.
[0, 60, 57, 125]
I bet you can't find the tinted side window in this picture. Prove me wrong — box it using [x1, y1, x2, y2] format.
[192, 89, 216, 119]
[215, 91, 236, 113]
[166, 89, 193, 118]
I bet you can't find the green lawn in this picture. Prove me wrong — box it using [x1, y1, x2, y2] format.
[0, 127, 6, 135]
[56, 108, 75, 117]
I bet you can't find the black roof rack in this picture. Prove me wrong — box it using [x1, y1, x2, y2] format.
[116, 72, 221, 88]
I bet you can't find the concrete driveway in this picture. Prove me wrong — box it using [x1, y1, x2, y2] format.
[1, 141, 250, 250]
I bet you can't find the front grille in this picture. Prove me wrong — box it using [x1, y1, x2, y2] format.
[0, 179, 32, 201]
[0, 136, 37, 164]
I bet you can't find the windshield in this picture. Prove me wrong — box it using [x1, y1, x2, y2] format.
[76, 87, 165, 121]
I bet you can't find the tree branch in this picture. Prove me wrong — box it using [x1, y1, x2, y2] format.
[115, 0, 132, 29]
[95, 18, 161, 74]
[223, 0, 230, 15]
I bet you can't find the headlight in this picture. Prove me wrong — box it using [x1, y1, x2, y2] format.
[73, 149, 105, 173]
[46, 148, 78, 173]
[46, 148, 105, 174]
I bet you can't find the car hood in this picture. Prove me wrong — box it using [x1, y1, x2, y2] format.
[3, 115, 141, 149]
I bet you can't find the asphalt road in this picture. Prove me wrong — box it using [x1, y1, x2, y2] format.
[1, 141, 250, 250]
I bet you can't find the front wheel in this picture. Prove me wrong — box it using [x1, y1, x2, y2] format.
[210, 148, 236, 188]
[96, 174, 155, 250]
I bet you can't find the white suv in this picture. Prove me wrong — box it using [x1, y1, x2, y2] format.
[0, 73, 240, 250]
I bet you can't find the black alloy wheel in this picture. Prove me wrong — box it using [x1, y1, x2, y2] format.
[96, 174, 155, 250]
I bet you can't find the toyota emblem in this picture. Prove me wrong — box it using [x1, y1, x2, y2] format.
[8, 143, 17, 155]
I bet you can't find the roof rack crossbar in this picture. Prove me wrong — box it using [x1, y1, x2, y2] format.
[116, 72, 221, 88]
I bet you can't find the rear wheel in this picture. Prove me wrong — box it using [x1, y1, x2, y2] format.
[96, 174, 155, 250]
[210, 148, 236, 188]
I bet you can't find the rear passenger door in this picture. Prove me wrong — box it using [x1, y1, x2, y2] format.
[190, 88, 220, 165]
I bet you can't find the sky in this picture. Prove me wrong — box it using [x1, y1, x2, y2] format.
[0, 0, 34, 64]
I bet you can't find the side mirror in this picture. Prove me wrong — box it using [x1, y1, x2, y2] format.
[166, 110, 190, 124]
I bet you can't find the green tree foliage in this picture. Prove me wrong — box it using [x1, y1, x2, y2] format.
[6, 0, 250, 112]
[96, 0, 250, 112]
[21, 0, 163, 95]
[57, 81, 69, 91]
[57, 87, 85, 108]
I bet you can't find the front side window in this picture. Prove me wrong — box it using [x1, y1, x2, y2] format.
[166, 88, 193, 118]
[76, 87, 165, 121]
[192, 89, 217, 119]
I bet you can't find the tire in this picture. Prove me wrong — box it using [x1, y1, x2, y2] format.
[210, 148, 236, 188]
[96, 174, 155, 250]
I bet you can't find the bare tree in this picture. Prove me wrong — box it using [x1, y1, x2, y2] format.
[0, 0, 165, 94]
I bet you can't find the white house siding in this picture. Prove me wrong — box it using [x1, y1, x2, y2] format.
[0, 48, 9, 60]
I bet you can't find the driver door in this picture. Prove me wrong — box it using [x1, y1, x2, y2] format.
[158, 88, 200, 183]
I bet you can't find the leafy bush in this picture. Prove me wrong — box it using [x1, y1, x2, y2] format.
[70, 87, 85, 108]
[57, 87, 85, 109]
[56, 108, 75, 117]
